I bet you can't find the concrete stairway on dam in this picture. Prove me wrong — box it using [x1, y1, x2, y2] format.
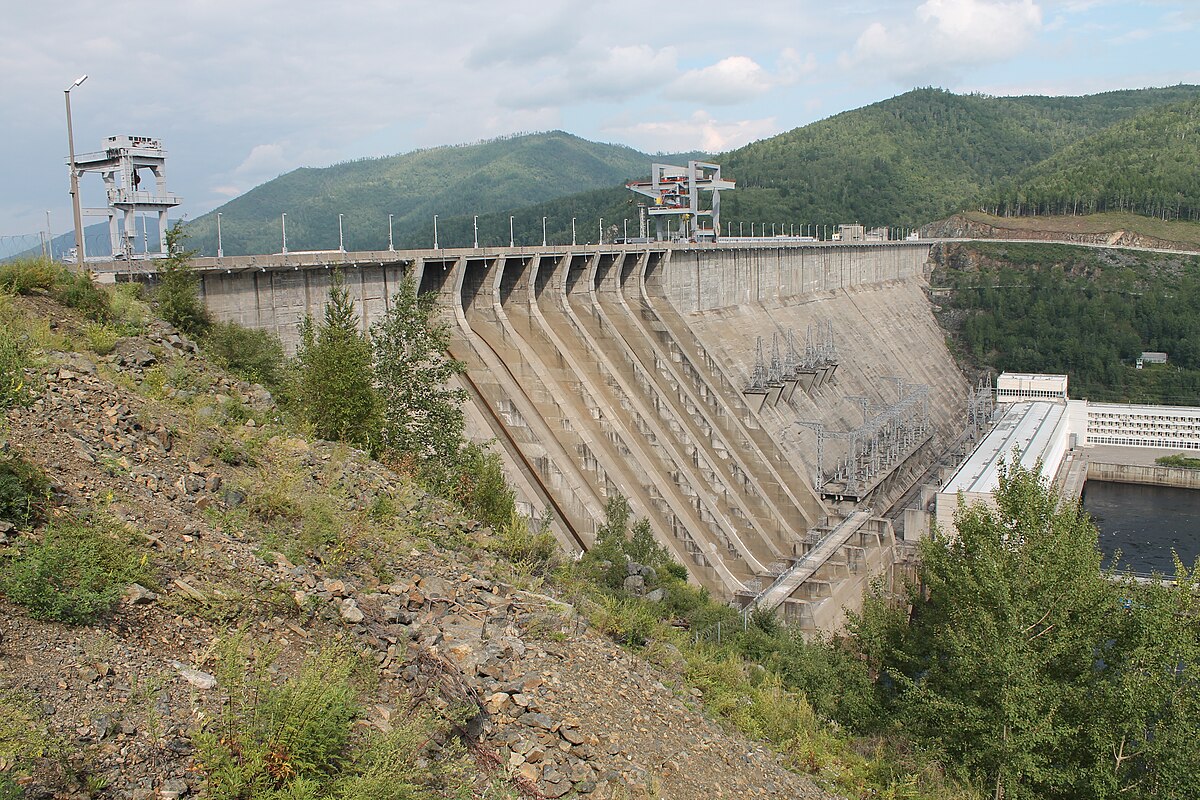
[564, 253, 782, 576]
[637, 254, 828, 528]
[422, 256, 608, 549]
[517, 253, 746, 592]
[590, 253, 809, 558]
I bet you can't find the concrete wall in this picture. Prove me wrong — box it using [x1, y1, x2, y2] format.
[1087, 461, 1200, 490]
[661, 243, 929, 313]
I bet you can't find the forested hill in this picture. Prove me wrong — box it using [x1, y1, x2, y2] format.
[180, 86, 1200, 255]
[984, 99, 1200, 220]
[717, 86, 1200, 229]
[184, 132, 699, 255]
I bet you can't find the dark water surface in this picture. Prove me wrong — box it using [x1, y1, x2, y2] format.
[1082, 480, 1200, 575]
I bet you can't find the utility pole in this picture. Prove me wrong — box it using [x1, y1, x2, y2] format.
[64, 74, 88, 265]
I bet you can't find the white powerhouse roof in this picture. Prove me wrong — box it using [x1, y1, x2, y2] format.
[942, 401, 1067, 496]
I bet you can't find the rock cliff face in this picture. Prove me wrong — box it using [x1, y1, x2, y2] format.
[924, 213, 1193, 251]
[0, 294, 830, 799]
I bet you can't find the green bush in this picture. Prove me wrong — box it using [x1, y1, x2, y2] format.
[0, 515, 149, 623]
[454, 443, 515, 528]
[155, 222, 210, 337]
[0, 454, 50, 529]
[80, 321, 122, 355]
[196, 642, 360, 798]
[203, 321, 287, 389]
[0, 258, 58, 295]
[52, 269, 111, 321]
[0, 320, 34, 412]
[487, 510, 558, 574]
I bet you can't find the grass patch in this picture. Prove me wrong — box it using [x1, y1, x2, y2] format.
[1156, 453, 1200, 469]
[0, 512, 151, 624]
[0, 454, 51, 529]
[193, 637, 471, 800]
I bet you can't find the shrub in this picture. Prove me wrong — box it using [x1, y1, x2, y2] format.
[52, 269, 111, 321]
[488, 510, 558, 574]
[0, 320, 34, 412]
[454, 442, 515, 528]
[0, 258, 57, 295]
[0, 515, 149, 624]
[195, 642, 360, 798]
[155, 222, 210, 336]
[0, 454, 50, 529]
[203, 321, 287, 389]
[81, 321, 121, 355]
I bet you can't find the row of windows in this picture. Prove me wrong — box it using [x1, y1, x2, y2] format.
[1088, 435, 1200, 449]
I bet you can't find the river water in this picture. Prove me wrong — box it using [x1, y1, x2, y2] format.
[1081, 480, 1200, 575]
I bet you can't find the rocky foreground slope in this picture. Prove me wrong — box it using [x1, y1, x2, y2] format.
[0, 294, 830, 799]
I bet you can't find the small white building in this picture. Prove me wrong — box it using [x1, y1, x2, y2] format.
[996, 373, 1069, 402]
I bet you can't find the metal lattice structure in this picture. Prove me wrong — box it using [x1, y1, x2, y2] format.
[797, 381, 932, 498]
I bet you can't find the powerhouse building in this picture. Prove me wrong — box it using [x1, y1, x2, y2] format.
[936, 373, 1200, 534]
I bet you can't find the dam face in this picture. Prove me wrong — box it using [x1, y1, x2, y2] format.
[119, 241, 968, 631]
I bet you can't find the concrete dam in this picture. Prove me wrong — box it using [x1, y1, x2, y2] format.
[108, 240, 968, 631]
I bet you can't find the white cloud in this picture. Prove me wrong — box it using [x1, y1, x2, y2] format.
[842, 0, 1043, 82]
[667, 56, 773, 104]
[505, 44, 678, 109]
[604, 110, 780, 153]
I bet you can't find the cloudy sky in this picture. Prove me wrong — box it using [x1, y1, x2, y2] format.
[2, 0, 1198, 241]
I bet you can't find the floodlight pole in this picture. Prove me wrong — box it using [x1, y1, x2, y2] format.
[64, 74, 88, 265]
[473, 216, 479, 249]
[571, 218, 576, 246]
[388, 214, 394, 251]
[338, 213, 345, 252]
[217, 212, 224, 258]
[599, 218, 603, 245]
[281, 213, 288, 254]
[433, 214, 439, 249]
[509, 216, 514, 248]
[542, 216, 547, 246]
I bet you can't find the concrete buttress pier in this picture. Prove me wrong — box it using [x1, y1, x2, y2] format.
[103, 240, 967, 632]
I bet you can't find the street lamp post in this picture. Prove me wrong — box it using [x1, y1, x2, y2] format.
[388, 214, 394, 251]
[338, 213, 345, 252]
[217, 212, 224, 258]
[433, 214, 439, 249]
[473, 216, 479, 249]
[509, 216, 514, 248]
[571, 218, 576, 246]
[542, 216, 547, 247]
[623, 218, 628, 241]
[281, 213, 288, 254]
[599, 218, 603, 245]
[64, 74, 88, 265]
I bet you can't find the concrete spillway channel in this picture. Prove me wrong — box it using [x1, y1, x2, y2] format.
[563, 253, 779, 582]
[421, 255, 606, 551]
[526, 253, 743, 593]
[585, 253, 794, 563]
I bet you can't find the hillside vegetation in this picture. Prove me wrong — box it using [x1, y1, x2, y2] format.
[984, 99, 1200, 220]
[931, 241, 1200, 404]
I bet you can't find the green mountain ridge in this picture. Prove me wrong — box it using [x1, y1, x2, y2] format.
[184, 85, 1200, 256]
[186, 132, 703, 255]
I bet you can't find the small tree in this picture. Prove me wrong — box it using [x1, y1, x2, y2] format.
[371, 276, 466, 487]
[155, 221, 210, 336]
[295, 274, 379, 448]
